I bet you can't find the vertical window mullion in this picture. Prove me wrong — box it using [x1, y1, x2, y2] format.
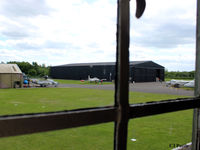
[192, 0, 200, 149]
[114, 0, 130, 149]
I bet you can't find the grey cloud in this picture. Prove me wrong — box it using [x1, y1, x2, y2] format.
[0, 0, 53, 18]
[0, 23, 34, 39]
[44, 41, 68, 49]
[0, 0, 51, 39]
[13, 40, 77, 50]
[2, 31, 29, 39]
[15, 43, 41, 50]
[131, 21, 195, 48]
[44, 40, 81, 50]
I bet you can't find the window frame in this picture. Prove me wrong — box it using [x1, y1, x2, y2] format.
[0, 0, 200, 150]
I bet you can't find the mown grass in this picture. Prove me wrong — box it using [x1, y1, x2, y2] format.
[0, 88, 192, 150]
[165, 78, 194, 81]
[0, 88, 114, 115]
[54, 79, 113, 85]
[181, 87, 194, 91]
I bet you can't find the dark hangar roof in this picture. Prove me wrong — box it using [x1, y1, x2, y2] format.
[52, 61, 164, 68]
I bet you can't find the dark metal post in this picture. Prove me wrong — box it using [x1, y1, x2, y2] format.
[192, 0, 200, 149]
[114, 0, 130, 149]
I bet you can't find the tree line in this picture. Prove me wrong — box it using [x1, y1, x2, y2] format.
[165, 70, 195, 79]
[6, 61, 50, 77]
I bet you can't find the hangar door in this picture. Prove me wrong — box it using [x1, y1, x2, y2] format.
[131, 68, 156, 82]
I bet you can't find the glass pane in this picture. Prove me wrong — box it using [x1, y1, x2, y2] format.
[0, 123, 114, 150]
[0, 0, 117, 113]
[127, 109, 193, 150]
[129, 0, 195, 91]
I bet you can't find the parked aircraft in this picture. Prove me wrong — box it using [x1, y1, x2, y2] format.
[22, 73, 58, 87]
[184, 80, 194, 88]
[31, 79, 58, 87]
[88, 75, 100, 82]
[166, 79, 194, 88]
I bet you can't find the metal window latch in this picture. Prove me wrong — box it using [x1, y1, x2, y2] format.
[135, 0, 146, 18]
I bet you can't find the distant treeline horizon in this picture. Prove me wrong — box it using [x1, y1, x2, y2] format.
[165, 70, 195, 79]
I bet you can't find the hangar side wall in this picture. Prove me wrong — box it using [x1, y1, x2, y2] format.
[89, 65, 115, 81]
[50, 65, 116, 81]
[50, 66, 88, 80]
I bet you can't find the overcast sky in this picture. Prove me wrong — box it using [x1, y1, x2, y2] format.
[0, 0, 197, 71]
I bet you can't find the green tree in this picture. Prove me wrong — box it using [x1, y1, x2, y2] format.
[7, 61, 33, 74]
[165, 70, 195, 79]
[28, 69, 37, 76]
[7, 61, 50, 77]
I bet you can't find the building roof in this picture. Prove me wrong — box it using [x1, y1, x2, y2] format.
[0, 64, 22, 74]
[52, 61, 157, 67]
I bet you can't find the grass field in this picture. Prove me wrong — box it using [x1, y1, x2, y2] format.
[0, 88, 192, 150]
[54, 78, 193, 83]
[165, 78, 194, 81]
[54, 79, 113, 85]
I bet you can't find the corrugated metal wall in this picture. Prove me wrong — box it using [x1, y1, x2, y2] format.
[131, 68, 156, 82]
[50, 65, 116, 81]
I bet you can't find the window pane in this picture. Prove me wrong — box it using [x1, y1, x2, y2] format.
[129, 0, 195, 94]
[0, 123, 114, 150]
[129, 0, 195, 74]
[127, 109, 193, 150]
[0, 0, 117, 112]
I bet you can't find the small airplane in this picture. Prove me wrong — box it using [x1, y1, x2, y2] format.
[184, 80, 194, 88]
[166, 79, 194, 88]
[88, 75, 100, 82]
[31, 78, 58, 87]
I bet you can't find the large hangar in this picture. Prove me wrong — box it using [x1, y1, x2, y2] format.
[50, 61, 165, 82]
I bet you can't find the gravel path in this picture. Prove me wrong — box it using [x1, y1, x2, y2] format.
[58, 82, 193, 96]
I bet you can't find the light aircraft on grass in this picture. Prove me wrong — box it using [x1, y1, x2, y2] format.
[88, 75, 100, 82]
